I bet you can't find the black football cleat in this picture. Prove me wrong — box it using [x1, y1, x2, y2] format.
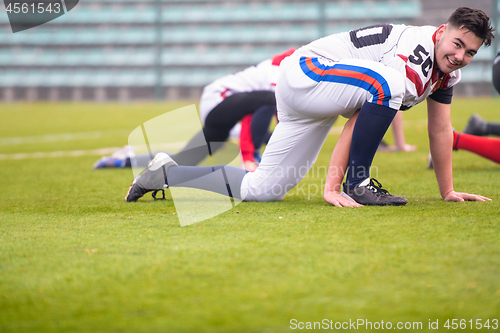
[125, 152, 178, 202]
[462, 114, 488, 136]
[341, 178, 408, 206]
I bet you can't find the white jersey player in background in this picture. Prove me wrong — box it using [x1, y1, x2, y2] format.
[94, 48, 295, 172]
[125, 7, 493, 207]
[196, 48, 295, 171]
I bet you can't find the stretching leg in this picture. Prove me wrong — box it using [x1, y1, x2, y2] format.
[453, 131, 500, 164]
[133, 91, 276, 168]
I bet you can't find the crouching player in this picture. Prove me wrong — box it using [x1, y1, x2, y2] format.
[126, 7, 493, 206]
[94, 48, 296, 172]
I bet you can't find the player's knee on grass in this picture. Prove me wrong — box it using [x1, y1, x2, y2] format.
[241, 186, 289, 202]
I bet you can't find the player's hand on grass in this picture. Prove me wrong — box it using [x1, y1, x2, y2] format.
[398, 143, 417, 152]
[443, 191, 492, 202]
[324, 192, 363, 208]
[378, 143, 417, 152]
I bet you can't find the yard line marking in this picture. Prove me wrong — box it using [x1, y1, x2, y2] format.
[0, 142, 188, 160]
[0, 130, 131, 146]
[0, 148, 122, 160]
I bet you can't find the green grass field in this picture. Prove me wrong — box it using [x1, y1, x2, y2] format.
[0, 99, 499, 332]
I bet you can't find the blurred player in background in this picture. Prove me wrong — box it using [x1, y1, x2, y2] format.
[94, 48, 295, 172]
[125, 7, 493, 207]
[493, 51, 500, 94]
[378, 111, 417, 152]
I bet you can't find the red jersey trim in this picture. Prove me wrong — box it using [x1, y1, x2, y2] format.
[398, 54, 430, 97]
[220, 88, 230, 99]
[271, 48, 296, 66]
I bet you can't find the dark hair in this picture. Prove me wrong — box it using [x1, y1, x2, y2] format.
[447, 7, 495, 47]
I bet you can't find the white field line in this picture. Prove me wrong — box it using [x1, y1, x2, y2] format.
[0, 147, 122, 160]
[0, 142, 188, 160]
[0, 129, 190, 160]
[2, 118, 427, 160]
[0, 130, 131, 146]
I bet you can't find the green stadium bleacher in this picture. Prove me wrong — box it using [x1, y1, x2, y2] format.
[0, 70, 22, 86]
[45, 70, 70, 86]
[57, 49, 83, 66]
[2, 0, 488, 99]
[151, 1, 414, 24]
[85, 49, 106, 66]
[0, 49, 11, 65]
[36, 49, 57, 66]
[104, 49, 128, 66]
[70, 70, 92, 86]
[395, 1, 422, 18]
[371, 2, 394, 19]
[2, 1, 424, 47]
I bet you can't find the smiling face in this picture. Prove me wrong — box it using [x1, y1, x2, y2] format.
[434, 24, 484, 74]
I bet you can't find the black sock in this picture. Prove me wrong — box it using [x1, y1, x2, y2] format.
[250, 105, 276, 152]
[167, 165, 247, 199]
[345, 103, 398, 189]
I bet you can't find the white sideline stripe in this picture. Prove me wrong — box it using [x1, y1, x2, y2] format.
[0, 142, 188, 160]
[0, 148, 122, 160]
[0, 130, 131, 146]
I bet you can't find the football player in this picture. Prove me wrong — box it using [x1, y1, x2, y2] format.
[94, 48, 296, 172]
[126, 7, 493, 207]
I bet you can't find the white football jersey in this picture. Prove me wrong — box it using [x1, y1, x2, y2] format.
[199, 59, 280, 122]
[293, 24, 461, 110]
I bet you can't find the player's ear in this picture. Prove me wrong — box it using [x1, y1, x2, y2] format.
[435, 24, 447, 42]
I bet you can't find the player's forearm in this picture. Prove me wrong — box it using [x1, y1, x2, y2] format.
[324, 158, 346, 194]
[324, 133, 350, 194]
[324, 112, 358, 196]
[426, 98, 455, 199]
[429, 124, 454, 198]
